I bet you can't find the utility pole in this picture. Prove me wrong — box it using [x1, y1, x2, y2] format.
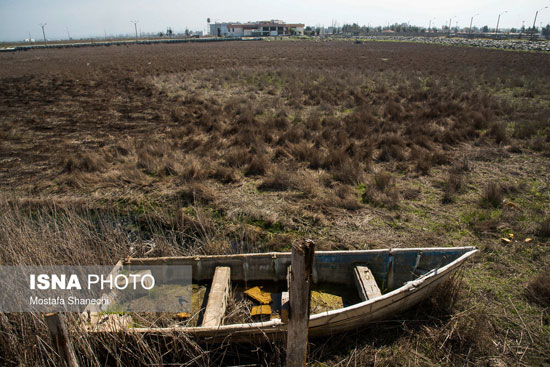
[130, 20, 139, 41]
[531, 6, 548, 40]
[496, 11, 507, 38]
[469, 14, 479, 35]
[428, 18, 436, 33]
[448, 17, 456, 35]
[39, 23, 47, 44]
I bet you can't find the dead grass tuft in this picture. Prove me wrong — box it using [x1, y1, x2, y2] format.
[525, 273, 550, 307]
[176, 183, 217, 205]
[65, 152, 108, 173]
[442, 172, 464, 204]
[362, 171, 400, 209]
[257, 169, 293, 191]
[245, 155, 269, 176]
[537, 216, 550, 238]
[373, 171, 393, 191]
[480, 181, 504, 208]
[210, 165, 238, 183]
[490, 122, 508, 144]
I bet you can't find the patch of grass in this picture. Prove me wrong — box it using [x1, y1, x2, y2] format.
[248, 218, 284, 233]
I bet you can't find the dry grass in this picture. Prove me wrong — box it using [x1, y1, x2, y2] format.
[1, 40, 550, 366]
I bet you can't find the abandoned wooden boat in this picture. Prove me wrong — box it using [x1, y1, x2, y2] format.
[86, 246, 477, 342]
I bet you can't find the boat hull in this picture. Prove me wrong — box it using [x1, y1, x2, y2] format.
[87, 247, 477, 342]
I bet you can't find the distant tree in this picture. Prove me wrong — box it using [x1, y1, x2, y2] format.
[521, 25, 526, 33]
[482, 25, 489, 33]
[158, 31, 164, 37]
[510, 28, 517, 33]
[543, 24, 550, 39]
[185, 28, 190, 37]
[167, 27, 173, 38]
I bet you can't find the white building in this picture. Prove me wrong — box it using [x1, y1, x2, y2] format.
[210, 20, 304, 37]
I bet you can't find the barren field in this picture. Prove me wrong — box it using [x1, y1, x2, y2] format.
[1, 40, 549, 366]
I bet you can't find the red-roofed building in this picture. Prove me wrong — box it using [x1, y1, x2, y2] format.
[210, 20, 304, 37]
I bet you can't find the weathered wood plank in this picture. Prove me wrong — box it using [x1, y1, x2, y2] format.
[286, 265, 291, 290]
[286, 239, 315, 367]
[201, 266, 231, 327]
[354, 265, 382, 301]
[45, 313, 80, 367]
[281, 291, 289, 323]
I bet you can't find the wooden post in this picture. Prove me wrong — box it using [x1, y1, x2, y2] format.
[286, 239, 315, 367]
[45, 313, 80, 367]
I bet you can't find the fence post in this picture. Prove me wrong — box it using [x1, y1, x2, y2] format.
[286, 239, 315, 367]
[45, 313, 80, 367]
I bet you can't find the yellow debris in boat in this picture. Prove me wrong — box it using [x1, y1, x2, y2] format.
[175, 312, 191, 319]
[310, 290, 343, 314]
[525, 238, 533, 243]
[251, 305, 272, 317]
[501, 238, 511, 243]
[244, 286, 272, 304]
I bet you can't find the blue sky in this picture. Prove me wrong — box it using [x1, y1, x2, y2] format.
[0, 0, 549, 41]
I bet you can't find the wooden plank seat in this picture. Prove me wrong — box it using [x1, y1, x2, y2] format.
[201, 266, 231, 327]
[354, 266, 382, 301]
